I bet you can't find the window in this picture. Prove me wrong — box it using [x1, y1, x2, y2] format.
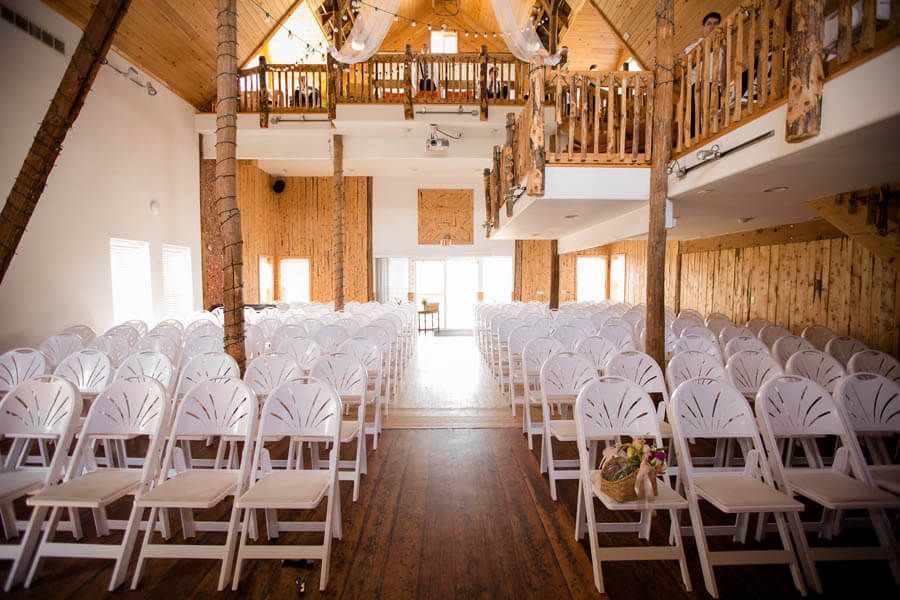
[259, 255, 275, 303]
[576, 256, 607, 302]
[610, 254, 626, 302]
[279, 257, 310, 302]
[161, 244, 193, 318]
[430, 31, 458, 54]
[387, 258, 410, 303]
[481, 256, 513, 303]
[109, 238, 152, 324]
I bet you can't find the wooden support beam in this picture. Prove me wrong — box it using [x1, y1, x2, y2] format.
[333, 134, 345, 310]
[0, 0, 131, 284]
[327, 53, 338, 120]
[482, 168, 492, 238]
[786, 0, 825, 142]
[491, 145, 502, 223]
[366, 176, 374, 300]
[479, 45, 489, 121]
[527, 57, 546, 196]
[549, 239, 560, 309]
[258, 55, 269, 128]
[216, 0, 246, 372]
[404, 45, 415, 120]
[807, 192, 899, 268]
[644, 0, 674, 368]
[503, 112, 517, 217]
[513, 240, 524, 301]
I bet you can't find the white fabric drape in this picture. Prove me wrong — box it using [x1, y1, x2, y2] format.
[328, 0, 401, 64]
[491, 0, 562, 65]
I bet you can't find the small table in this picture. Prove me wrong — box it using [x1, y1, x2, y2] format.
[417, 309, 440, 334]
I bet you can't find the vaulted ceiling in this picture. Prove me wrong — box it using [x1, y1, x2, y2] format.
[42, 0, 734, 109]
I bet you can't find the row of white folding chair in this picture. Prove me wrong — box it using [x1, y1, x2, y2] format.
[0, 374, 347, 593]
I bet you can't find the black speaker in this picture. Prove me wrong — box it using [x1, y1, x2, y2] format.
[272, 178, 286, 194]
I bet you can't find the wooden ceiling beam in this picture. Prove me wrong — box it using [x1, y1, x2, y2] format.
[585, 0, 650, 68]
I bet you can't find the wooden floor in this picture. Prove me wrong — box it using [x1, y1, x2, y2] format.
[2, 336, 896, 598]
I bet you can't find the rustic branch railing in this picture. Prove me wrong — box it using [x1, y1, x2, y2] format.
[547, 70, 654, 165]
[237, 50, 530, 119]
[675, 0, 898, 154]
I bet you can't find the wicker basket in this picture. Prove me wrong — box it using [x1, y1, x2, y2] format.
[597, 469, 658, 503]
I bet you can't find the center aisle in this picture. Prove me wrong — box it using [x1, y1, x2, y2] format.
[384, 334, 519, 429]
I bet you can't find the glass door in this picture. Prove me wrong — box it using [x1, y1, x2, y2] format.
[445, 258, 478, 329]
[414, 260, 445, 328]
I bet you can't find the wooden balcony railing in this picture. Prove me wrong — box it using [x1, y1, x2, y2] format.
[675, 0, 898, 154]
[547, 70, 654, 165]
[237, 48, 530, 121]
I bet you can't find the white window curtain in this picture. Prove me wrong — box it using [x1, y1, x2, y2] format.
[161, 244, 194, 319]
[109, 238, 153, 325]
[491, 0, 563, 65]
[329, 0, 401, 64]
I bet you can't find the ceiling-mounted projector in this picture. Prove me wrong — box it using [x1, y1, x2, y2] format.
[425, 123, 460, 154]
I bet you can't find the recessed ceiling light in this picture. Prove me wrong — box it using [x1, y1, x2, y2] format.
[697, 188, 714, 195]
[737, 216, 754, 224]
[564, 214, 578, 219]
[763, 186, 789, 193]
[532, 233, 541, 237]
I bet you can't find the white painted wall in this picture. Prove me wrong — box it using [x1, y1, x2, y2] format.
[372, 175, 514, 258]
[0, 0, 201, 349]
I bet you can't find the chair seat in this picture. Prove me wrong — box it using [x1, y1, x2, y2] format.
[658, 420, 672, 438]
[693, 473, 804, 513]
[869, 465, 900, 495]
[549, 419, 576, 441]
[28, 469, 142, 509]
[590, 471, 688, 511]
[786, 469, 900, 509]
[341, 421, 360, 443]
[0, 470, 46, 503]
[138, 470, 241, 509]
[237, 471, 330, 510]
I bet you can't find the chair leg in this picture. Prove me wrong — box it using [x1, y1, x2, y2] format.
[772, 512, 807, 596]
[546, 436, 558, 501]
[109, 502, 143, 591]
[581, 483, 605, 594]
[4, 505, 49, 591]
[685, 495, 718, 598]
[869, 508, 900, 583]
[668, 509, 692, 592]
[131, 506, 158, 589]
[231, 509, 253, 591]
[25, 506, 64, 588]
[217, 503, 242, 591]
[1, 502, 17, 539]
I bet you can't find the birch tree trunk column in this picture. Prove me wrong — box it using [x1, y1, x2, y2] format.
[333, 134, 345, 311]
[645, 0, 675, 368]
[786, 0, 825, 142]
[216, 0, 246, 371]
[0, 0, 131, 283]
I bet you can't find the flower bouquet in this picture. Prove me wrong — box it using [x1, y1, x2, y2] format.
[596, 438, 667, 502]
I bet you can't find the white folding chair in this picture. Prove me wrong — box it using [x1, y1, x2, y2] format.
[671, 314, 703, 337]
[243, 353, 303, 400]
[521, 337, 564, 450]
[825, 336, 868, 367]
[339, 337, 385, 449]
[62, 325, 96, 345]
[834, 373, 900, 495]
[123, 320, 148, 337]
[705, 314, 732, 338]
[53, 349, 112, 400]
[597, 324, 635, 351]
[847, 349, 900, 383]
[607, 350, 672, 446]
[37, 333, 82, 370]
[134, 334, 180, 365]
[785, 349, 846, 394]
[574, 335, 617, 375]
[114, 351, 176, 396]
[310, 354, 368, 502]
[746, 317, 772, 335]
[723, 335, 769, 359]
[0, 377, 81, 592]
[718, 324, 755, 350]
[756, 375, 900, 590]
[801, 324, 837, 351]
[495, 317, 525, 393]
[771, 335, 815, 368]
[573, 377, 691, 594]
[277, 337, 322, 372]
[673, 334, 722, 363]
[539, 352, 597, 500]
[507, 325, 537, 417]
[669, 378, 808, 598]
[130, 377, 257, 591]
[553, 324, 587, 352]
[255, 318, 281, 341]
[232, 378, 343, 592]
[0, 348, 48, 395]
[758, 324, 792, 349]
[244, 324, 267, 359]
[314, 324, 351, 355]
[666, 350, 725, 394]
[106, 324, 141, 348]
[10, 378, 169, 591]
[270, 324, 308, 351]
[89, 334, 131, 366]
[725, 349, 783, 399]
[680, 325, 718, 346]
[175, 352, 240, 398]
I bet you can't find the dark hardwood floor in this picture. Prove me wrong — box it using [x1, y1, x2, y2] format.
[2, 428, 897, 599]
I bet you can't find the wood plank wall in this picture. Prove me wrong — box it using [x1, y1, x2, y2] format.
[517, 240, 556, 302]
[200, 160, 372, 306]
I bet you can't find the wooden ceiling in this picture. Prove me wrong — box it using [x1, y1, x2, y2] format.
[42, 0, 299, 108]
[379, 0, 505, 52]
[561, 0, 628, 71]
[591, 0, 741, 68]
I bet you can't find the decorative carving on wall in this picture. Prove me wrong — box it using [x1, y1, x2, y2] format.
[417, 188, 474, 245]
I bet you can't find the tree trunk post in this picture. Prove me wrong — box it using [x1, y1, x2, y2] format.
[786, 0, 825, 142]
[333, 133, 345, 311]
[503, 111, 517, 217]
[404, 44, 415, 120]
[645, 0, 674, 368]
[483, 168, 492, 238]
[0, 0, 131, 284]
[479, 45, 489, 121]
[216, 0, 246, 372]
[549, 240, 560, 309]
[258, 55, 269, 128]
[527, 57, 545, 196]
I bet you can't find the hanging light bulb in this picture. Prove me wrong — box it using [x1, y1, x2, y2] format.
[464, 31, 469, 37]
[411, 20, 417, 27]
[342, 13, 348, 21]
[393, 15, 399, 22]
[474, 32, 478, 39]
[441, 24, 446, 31]
[287, 30, 294, 39]
[264, 11, 270, 23]
[351, 39, 365, 51]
